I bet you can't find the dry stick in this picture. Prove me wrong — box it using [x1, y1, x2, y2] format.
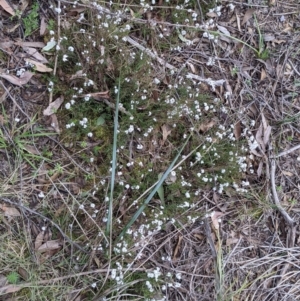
[270, 143, 300, 159]
[288, 59, 300, 77]
[269, 160, 294, 227]
[0, 197, 87, 253]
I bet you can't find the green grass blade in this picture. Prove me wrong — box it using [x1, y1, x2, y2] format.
[157, 172, 165, 207]
[106, 79, 120, 235]
[118, 134, 192, 239]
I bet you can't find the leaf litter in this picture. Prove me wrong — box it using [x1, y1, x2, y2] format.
[0, 1, 300, 300]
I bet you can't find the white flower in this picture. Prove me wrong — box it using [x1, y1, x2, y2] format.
[206, 57, 215, 66]
[62, 54, 68, 62]
[38, 191, 45, 198]
[65, 102, 71, 109]
[87, 132, 93, 137]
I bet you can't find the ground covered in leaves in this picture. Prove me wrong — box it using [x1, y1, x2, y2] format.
[0, 0, 300, 300]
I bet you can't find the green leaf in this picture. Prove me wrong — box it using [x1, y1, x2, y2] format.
[96, 115, 106, 126]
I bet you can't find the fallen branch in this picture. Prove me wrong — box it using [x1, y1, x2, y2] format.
[269, 159, 294, 227]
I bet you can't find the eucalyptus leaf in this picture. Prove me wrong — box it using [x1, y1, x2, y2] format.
[42, 40, 57, 52]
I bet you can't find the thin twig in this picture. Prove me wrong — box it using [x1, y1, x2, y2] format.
[270, 143, 300, 158]
[288, 59, 300, 77]
[49, 0, 61, 105]
[269, 159, 294, 227]
[0, 197, 87, 253]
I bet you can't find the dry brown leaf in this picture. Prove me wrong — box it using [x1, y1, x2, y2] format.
[88, 91, 110, 100]
[273, 39, 286, 44]
[282, 170, 293, 177]
[242, 8, 256, 25]
[161, 124, 172, 142]
[260, 68, 267, 81]
[43, 97, 64, 116]
[0, 284, 22, 295]
[198, 119, 216, 133]
[255, 123, 265, 151]
[18, 267, 29, 281]
[0, 204, 21, 217]
[0, 71, 33, 87]
[22, 145, 40, 155]
[282, 25, 293, 33]
[0, 0, 15, 15]
[40, 16, 47, 36]
[25, 59, 52, 73]
[172, 235, 183, 261]
[211, 211, 224, 231]
[257, 161, 263, 177]
[37, 239, 61, 253]
[186, 62, 196, 73]
[217, 25, 231, 36]
[263, 125, 271, 146]
[261, 113, 268, 130]
[226, 237, 239, 246]
[236, 12, 241, 32]
[14, 40, 45, 48]
[234, 121, 241, 140]
[23, 47, 48, 63]
[35, 231, 45, 250]
[248, 104, 258, 118]
[206, 11, 218, 18]
[49, 114, 61, 134]
[261, 113, 271, 146]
